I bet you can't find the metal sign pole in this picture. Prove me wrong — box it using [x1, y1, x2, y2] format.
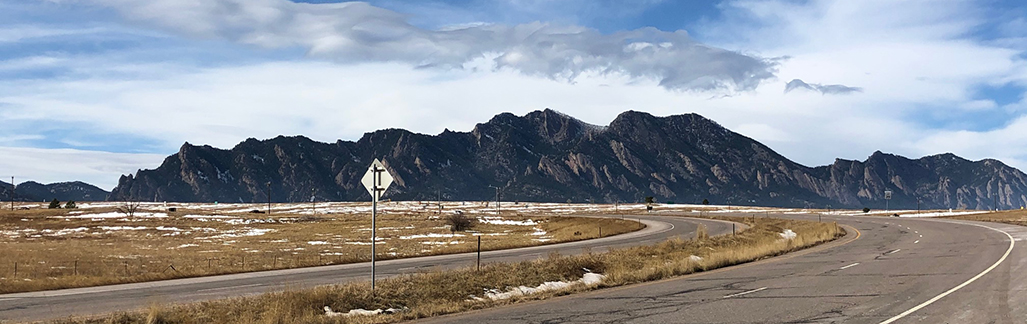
[361, 159, 393, 296]
[371, 192, 377, 293]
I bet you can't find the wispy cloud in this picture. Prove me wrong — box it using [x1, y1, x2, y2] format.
[784, 79, 862, 95]
[76, 0, 777, 92]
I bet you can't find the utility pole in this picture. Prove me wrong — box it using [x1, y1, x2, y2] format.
[311, 188, 316, 215]
[916, 197, 921, 215]
[266, 182, 271, 215]
[10, 176, 14, 211]
[492, 186, 502, 216]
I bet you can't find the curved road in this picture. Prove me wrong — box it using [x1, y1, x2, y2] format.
[0, 215, 733, 322]
[417, 212, 1027, 324]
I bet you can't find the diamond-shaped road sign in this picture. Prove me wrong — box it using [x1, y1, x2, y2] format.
[361, 158, 393, 202]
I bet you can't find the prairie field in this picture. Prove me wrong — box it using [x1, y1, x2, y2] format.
[58, 216, 844, 324]
[947, 209, 1026, 225]
[0, 201, 639, 293]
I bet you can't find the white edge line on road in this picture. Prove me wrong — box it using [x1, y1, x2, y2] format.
[879, 224, 1015, 324]
[0, 298, 20, 302]
[722, 287, 767, 299]
[196, 283, 264, 293]
[840, 262, 860, 270]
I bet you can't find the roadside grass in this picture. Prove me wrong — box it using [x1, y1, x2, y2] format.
[947, 210, 1024, 225]
[0, 204, 636, 294]
[58, 217, 843, 324]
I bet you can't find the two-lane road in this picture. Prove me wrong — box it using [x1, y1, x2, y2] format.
[417, 213, 1025, 324]
[0, 215, 734, 322]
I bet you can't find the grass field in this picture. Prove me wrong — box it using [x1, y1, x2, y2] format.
[0, 201, 638, 294]
[56, 216, 844, 324]
[947, 209, 1026, 225]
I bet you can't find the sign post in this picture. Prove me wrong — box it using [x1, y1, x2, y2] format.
[884, 190, 892, 211]
[361, 159, 393, 293]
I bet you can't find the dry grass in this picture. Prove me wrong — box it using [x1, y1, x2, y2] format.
[947, 209, 1027, 226]
[0, 202, 637, 294]
[56, 216, 844, 324]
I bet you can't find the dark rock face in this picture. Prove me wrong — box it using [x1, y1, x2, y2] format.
[0, 181, 109, 202]
[107, 109, 1027, 209]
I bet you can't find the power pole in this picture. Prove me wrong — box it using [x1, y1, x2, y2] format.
[311, 188, 316, 215]
[10, 176, 14, 211]
[266, 182, 271, 215]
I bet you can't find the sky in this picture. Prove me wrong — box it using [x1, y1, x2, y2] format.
[1, 0, 1026, 190]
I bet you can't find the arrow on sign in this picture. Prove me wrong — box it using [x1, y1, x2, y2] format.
[361, 158, 393, 202]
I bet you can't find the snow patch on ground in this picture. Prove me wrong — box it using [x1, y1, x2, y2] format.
[780, 229, 797, 240]
[899, 211, 992, 218]
[323, 306, 405, 317]
[479, 217, 537, 226]
[399, 233, 464, 240]
[474, 273, 606, 301]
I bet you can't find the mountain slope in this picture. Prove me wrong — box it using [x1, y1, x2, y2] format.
[107, 109, 1027, 209]
[0, 181, 109, 202]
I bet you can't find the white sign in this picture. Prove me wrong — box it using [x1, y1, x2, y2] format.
[884, 190, 892, 200]
[361, 158, 394, 202]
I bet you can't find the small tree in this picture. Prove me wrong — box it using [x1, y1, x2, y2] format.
[64, 200, 77, 209]
[702, 198, 710, 205]
[863, 207, 871, 213]
[117, 201, 141, 217]
[48, 199, 61, 209]
[446, 211, 476, 232]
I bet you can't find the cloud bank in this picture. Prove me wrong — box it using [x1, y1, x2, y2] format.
[80, 0, 777, 92]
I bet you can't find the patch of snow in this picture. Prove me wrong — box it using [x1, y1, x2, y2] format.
[477, 273, 606, 301]
[899, 211, 992, 218]
[780, 229, 797, 240]
[399, 233, 464, 239]
[307, 241, 329, 245]
[689, 255, 703, 262]
[176, 244, 199, 249]
[98, 226, 147, 231]
[480, 217, 537, 226]
[324, 306, 405, 317]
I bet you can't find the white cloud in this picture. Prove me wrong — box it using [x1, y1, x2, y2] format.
[0, 147, 165, 190]
[75, 0, 776, 92]
[3, 0, 1027, 190]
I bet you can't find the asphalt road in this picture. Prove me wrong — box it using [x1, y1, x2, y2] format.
[416, 212, 1026, 324]
[0, 215, 734, 322]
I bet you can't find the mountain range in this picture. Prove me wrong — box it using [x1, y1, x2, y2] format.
[0, 180, 109, 203]
[97, 109, 1026, 210]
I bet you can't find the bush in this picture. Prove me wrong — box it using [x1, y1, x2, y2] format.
[64, 201, 77, 209]
[702, 199, 710, 205]
[446, 212, 476, 232]
[863, 207, 871, 213]
[48, 199, 61, 209]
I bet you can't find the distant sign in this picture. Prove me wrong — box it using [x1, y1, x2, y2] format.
[884, 190, 892, 200]
[361, 158, 393, 202]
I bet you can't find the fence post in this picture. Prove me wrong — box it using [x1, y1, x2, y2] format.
[74, 260, 78, 276]
[599, 226, 602, 237]
[13, 261, 17, 277]
[477, 236, 481, 272]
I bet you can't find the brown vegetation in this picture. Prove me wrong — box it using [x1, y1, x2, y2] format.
[0, 203, 637, 294]
[55, 216, 843, 324]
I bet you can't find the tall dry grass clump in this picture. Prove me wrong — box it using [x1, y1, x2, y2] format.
[56, 217, 843, 324]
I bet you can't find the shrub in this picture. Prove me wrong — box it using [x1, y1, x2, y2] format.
[64, 201, 77, 209]
[446, 212, 476, 232]
[862, 207, 871, 213]
[702, 198, 710, 205]
[48, 199, 61, 209]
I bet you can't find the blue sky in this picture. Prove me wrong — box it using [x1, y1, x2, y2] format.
[1, 0, 1026, 189]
